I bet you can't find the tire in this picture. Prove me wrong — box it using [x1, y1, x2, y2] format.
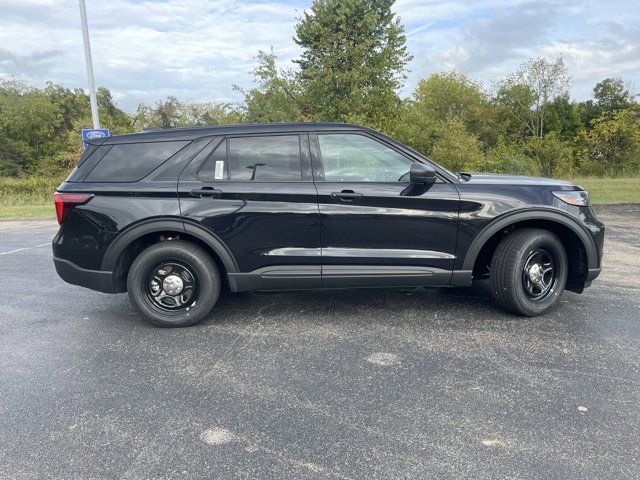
[127, 240, 221, 327]
[489, 228, 568, 316]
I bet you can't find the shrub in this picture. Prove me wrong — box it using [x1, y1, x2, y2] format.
[0, 175, 65, 206]
[484, 142, 538, 175]
[430, 117, 484, 172]
[524, 133, 573, 177]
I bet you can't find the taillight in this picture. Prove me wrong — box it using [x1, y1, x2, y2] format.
[54, 192, 93, 224]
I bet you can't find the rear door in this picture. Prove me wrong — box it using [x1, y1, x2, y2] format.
[311, 131, 460, 288]
[178, 133, 321, 290]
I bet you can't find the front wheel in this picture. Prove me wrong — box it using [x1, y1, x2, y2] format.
[489, 228, 568, 316]
[127, 240, 220, 327]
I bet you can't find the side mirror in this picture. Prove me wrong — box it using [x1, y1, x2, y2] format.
[410, 162, 436, 184]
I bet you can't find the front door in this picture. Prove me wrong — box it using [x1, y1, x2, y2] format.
[178, 133, 321, 291]
[311, 132, 460, 288]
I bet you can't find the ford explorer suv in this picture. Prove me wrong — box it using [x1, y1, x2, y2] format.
[53, 123, 604, 327]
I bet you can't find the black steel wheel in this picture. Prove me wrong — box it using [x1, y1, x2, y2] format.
[144, 260, 199, 313]
[490, 228, 568, 316]
[127, 240, 220, 327]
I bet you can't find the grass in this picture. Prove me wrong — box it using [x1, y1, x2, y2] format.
[0, 204, 54, 219]
[569, 177, 640, 204]
[1, 176, 639, 220]
[0, 176, 62, 220]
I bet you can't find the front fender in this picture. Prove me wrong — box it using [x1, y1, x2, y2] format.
[460, 207, 600, 272]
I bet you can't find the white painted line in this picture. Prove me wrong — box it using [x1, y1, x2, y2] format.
[0, 243, 50, 255]
[0, 247, 29, 255]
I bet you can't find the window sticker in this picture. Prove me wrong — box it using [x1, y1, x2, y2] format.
[214, 160, 224, 180]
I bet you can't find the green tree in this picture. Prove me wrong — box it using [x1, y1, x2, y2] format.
[497, 56, 570, 138]
[39, 84, 131, 175]
[96, 87, 132, 133]
[134, 97, 182, 129]
[0, 131, 25, 176]
[294, 0, 411, 128]
[593, 78, 634, 111]
[579, 109, 640, 176]
[392, 71, 497, 157]
[0, 79, 133, 176]
[412, 71, 486, 123]
[43, 82, 88, 132]
[579, 78, 637, 125]
[237, 50, 307, 123]
[133, 97, 241, 130]
[0, 79, 61, 172]
[545, 93, 583, 141]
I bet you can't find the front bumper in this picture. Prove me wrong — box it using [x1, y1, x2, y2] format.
[53, 256, 117, 293]
[586, 267, 601, 282]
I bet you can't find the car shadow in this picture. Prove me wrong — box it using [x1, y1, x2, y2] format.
[208, 281, 506, 328]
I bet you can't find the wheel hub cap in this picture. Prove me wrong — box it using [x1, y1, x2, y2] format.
[145, 262, 197, 311]
[528, 263, 544, 285]
[162, 274, 184, 295]
[522, 248, 558, 300]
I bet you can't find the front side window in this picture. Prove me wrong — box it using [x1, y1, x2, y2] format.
[226, 135, 302, 181]
[318, 134, 413, 182]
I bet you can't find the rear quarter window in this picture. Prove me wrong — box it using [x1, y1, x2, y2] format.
[77, 144, 98, 166]
[84, 141, 189, 182]
[66, 144, 112, 182]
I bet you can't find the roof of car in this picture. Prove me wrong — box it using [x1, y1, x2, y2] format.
[99, 122, 370, 144]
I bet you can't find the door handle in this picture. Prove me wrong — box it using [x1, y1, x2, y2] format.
[190, 187, 222, 198]
[331, 190, 363, 201]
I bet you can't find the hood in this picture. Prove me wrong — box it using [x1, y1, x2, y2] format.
[461, 173, 578, 188]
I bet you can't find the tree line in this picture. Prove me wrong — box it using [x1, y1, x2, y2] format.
[1, 0, 639, 179]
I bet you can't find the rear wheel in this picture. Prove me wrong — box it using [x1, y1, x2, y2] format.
[127, 240, 220, 327]
[489, 228, 568, 316]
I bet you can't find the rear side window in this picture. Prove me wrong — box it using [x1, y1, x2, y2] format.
[227, 135, 302, 181]
[84, 141, 189, 182]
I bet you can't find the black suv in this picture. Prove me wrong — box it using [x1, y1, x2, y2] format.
[53, 123, 604, 327]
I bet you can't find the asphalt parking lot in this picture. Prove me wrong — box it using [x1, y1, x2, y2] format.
[1, 205, 638, 479]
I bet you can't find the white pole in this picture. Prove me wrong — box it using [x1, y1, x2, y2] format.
[79, 0, 100, 129]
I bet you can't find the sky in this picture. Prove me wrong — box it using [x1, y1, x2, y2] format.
[0, 0, 639, 112]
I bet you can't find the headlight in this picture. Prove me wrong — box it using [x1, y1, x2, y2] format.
[552, 190, 590, 206]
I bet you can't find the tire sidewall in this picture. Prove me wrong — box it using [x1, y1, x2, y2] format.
[511, 231, 568, 315]
[127, 242, 220, 327]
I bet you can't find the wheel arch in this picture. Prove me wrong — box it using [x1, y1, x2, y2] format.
[102, 218, 238, 292]
[462, 209, 598, 292]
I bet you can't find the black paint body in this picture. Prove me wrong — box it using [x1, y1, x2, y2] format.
[53, 123, 604, 295]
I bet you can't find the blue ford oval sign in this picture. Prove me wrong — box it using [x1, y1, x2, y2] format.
[81, 128, 110, 149]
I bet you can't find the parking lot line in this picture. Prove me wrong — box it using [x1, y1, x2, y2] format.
[0, 242, 50, 255]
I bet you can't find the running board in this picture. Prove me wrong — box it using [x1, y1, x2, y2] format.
[322, 265, 451, 288]
[228, 265, 455, 292]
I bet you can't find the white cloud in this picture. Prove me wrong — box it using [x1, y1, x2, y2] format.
[0, 0, 302, 109]
[0, 0, 638, 110]
[539, 23, 640, 98]
[398, 0, 640, 100]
